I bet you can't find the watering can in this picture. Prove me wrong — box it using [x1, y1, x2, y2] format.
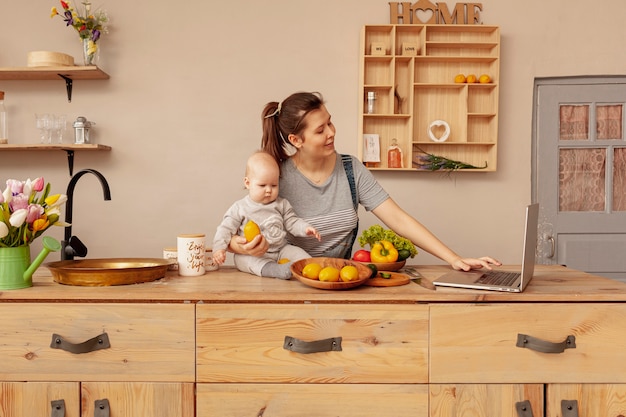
[0, 236, 61, 290]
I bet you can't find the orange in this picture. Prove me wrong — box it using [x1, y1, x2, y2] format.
[479, 74, 491, 83]
[454, 74, 466, 83]
[466, 74, 477, 83]
[302, 263, 323, 280]
[278, 258, 290, 264]
[340, 265, 360, 282]
[318, 266, 340, 282]
[243, 220, 261, 242]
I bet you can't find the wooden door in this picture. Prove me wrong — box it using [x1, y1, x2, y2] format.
[429, 384, 543, 417]
[81, 382, 194, 417]
[533, 76, 626, 281]
[547, 384, 626, 417]
[0, 382, 79, 417]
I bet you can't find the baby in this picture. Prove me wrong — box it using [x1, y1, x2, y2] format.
[212, 151, 321, 279]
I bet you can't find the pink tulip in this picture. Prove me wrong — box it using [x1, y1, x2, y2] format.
[9, 194, 29, 211]
[32, 177, 45, 192]
[26, 204, 44, 223]
[6, 179, 24, 195]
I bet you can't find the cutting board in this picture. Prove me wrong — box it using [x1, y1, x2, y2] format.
[364, 272, 411, 287]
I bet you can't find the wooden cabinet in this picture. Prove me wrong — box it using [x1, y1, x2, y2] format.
[0, 303, 195, 416]
[1, 265, 625, 416]
[358, 25, 500, 171]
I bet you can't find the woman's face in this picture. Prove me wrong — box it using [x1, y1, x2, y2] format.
[293, 105, 336, 159]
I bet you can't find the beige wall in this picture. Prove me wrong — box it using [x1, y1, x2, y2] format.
[2, 0, 625, 265]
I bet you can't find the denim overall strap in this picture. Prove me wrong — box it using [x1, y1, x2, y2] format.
[341, 154, 359, 259]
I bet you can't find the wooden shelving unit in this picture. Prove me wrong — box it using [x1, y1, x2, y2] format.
[358, 25, 500, 172]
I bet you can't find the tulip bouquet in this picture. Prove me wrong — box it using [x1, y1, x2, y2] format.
[0, 178, 68, 248]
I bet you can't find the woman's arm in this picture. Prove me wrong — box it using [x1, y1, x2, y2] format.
[371, 198, 500, 271]
[228, 233, 269, 256]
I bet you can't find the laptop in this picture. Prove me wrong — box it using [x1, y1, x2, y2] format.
[433, 203, 539, 293]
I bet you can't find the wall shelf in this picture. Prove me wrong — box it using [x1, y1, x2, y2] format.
[358, 24, 500, 172]
[0, 144, 112, 175]
[0, 66, 109, 101]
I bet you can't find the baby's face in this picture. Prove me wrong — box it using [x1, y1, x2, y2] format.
[246, 162, 279, 205]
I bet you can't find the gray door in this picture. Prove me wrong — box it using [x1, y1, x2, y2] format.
[533, 76, 626, 281]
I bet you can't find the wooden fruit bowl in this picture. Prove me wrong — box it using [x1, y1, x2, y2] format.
[358, 259, 406, 272]
[291, 257, 372, 290]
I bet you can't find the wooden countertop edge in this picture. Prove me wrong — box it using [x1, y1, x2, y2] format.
[2, 264, 625, 303]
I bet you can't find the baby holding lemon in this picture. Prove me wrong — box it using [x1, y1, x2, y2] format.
[212, 151, 321, 279]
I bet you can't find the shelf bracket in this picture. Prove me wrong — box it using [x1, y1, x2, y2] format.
[65, 149, 75, 176]
[58, 74, 73, 102]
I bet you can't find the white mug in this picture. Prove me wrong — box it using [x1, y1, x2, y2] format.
[177, 234, 206, 276]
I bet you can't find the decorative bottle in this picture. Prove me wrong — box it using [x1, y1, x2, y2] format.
[387, 138, 403, 168]
[0, 91, 7, 144]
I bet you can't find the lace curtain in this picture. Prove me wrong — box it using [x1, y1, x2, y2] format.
[559, 104, 625, 211]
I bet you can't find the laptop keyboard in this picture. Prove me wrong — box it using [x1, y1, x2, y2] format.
[476, 271, 520, 287]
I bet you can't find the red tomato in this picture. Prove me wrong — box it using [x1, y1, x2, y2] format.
[352, 249, 371, 262]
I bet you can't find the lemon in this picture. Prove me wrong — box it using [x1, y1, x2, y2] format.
[278, 258, 290, 264]
[479, 74, 491, 83]
[302, 263, 323, 280]
[243, 220, 261, 242]
[466, 74, 477, 83]
[318, 266, 340, 282]
[454, 74, 466, 83]
[340, 265, 360, 282]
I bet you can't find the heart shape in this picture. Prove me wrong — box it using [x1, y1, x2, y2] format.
[428, 120, 450, 142]
[415, 8, 435, 24]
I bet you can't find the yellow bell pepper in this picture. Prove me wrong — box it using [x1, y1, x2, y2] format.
[370, 240, 399, 263]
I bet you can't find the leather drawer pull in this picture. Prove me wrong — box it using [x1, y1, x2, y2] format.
[561, 399, 579, 417]
[51, 399, 65, 417]
[50, 332, 111, 354]
[94, 399, 110, 417]
[283, 336, 342, 354]
[516, 333, 576, 353]
[515, 400, 534, 417]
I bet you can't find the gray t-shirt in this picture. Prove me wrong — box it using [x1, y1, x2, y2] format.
[279, 153, 389, 258]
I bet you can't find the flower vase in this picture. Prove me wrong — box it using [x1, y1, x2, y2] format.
[82, 38, 99, 66]
[0, 246, 33, 290]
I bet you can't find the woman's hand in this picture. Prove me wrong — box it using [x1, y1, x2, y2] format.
[451, 256, 502, 272]
[229, 233, 269, 257]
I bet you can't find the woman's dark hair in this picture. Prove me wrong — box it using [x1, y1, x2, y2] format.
[261, 92, 325, 164]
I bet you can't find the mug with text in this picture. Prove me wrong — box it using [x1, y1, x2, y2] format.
[177, 234, 206, 276]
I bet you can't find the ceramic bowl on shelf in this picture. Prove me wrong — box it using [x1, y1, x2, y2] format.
[358, 259, 406, 272]
[291, 257, 372, 290]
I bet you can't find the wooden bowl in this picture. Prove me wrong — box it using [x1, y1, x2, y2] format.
[291, 257, 372, 290]
[358, 259, 406, 272]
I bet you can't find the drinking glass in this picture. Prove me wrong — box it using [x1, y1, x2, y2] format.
[51, 114, 67, 143]
[35, 113, 51, 144]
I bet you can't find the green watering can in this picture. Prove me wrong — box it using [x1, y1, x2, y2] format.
[0, 236, 61, 290]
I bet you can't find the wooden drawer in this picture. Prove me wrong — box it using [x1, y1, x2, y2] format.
[430, 303, 626, 383]
[197, 304, 428, 383]
[197, 383, 428, 416]
[0, 303, 195, 382]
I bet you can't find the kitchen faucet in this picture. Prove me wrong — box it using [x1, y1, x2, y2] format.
[61, 168, 112, 261]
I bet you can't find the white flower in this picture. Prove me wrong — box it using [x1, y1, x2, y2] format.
[0, 222, 8, 238]
[9, 209, 28, 228]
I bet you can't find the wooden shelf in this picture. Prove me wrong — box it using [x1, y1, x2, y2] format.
[0, 66, 109, 80]
[358, 24, 500, 172]
[0, 143, 111, 175]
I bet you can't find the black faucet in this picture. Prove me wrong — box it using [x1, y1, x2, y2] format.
[61, 168, 112, 261]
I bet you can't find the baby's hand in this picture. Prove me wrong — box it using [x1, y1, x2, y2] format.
[306, 227, 321, 241]
[213, 249, 227, 265]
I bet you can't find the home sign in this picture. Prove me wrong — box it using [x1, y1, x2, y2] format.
[390, 0, 483, 24]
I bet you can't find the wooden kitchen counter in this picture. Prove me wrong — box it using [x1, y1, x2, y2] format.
[3, 264, 625, 303]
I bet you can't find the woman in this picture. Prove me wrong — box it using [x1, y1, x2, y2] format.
[230, 92, 499, 271]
